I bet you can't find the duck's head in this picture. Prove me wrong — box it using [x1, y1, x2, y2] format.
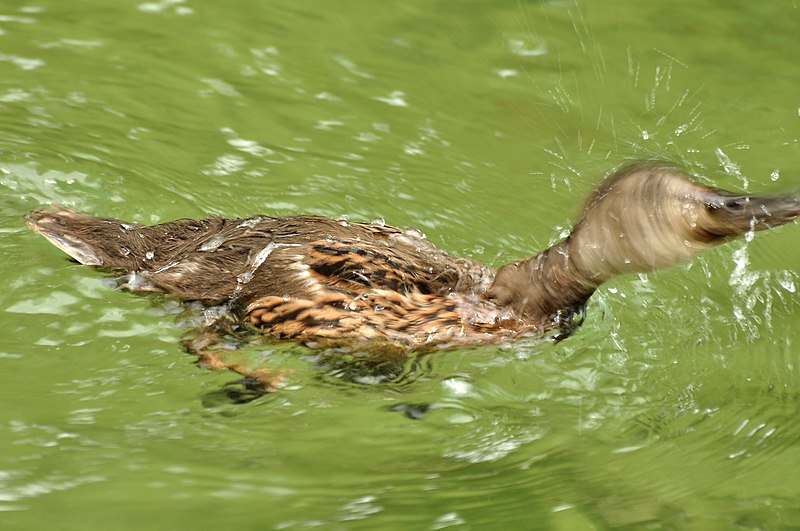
[568, 161, 800, 282]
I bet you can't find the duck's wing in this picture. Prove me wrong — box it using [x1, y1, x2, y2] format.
[226, 222, 495, 308]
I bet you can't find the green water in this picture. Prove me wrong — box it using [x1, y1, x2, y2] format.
[2, 1, 800, 528]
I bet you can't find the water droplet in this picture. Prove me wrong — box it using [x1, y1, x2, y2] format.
[507, 37, 547, 57]
[777, 271, 796, 293]
[370, 217, 385, 226]
[237, 218, 260, 229]
[403, 227, 426, 239]
[373, 304, 384, 312]
[770, 169, 780, 182]
[145, 251, 154, 260]
[199, 234, 226, 251]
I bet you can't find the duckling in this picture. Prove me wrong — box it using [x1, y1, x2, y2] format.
[26, 161, 800, 356]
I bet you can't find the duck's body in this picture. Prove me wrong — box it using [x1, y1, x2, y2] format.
[26, 161, 800, 353]
[30, 211, 519, 346]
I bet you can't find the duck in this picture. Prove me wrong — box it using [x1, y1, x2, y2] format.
[25, 161, 800, 383]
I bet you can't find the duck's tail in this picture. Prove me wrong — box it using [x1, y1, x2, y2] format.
[26, 208, 148, 270]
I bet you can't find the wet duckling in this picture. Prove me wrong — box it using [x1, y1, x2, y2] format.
[26, 161, 800, 353]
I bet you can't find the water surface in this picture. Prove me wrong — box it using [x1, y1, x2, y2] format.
[2, 1, 800, 528]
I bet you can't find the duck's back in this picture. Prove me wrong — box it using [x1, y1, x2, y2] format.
[26, 209, 495, 312]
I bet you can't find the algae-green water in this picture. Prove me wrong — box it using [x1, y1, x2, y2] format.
[2, 1, 800, 528]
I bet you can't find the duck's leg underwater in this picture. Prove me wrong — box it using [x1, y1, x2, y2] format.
[182, 324, 287, 399]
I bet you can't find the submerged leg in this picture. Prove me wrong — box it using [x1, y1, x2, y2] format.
[181, 324, 286, 396]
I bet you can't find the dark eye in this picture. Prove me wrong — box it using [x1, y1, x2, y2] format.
[725, 198, 747, 209]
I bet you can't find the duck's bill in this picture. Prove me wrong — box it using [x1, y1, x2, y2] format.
[701, 190, 800, 236]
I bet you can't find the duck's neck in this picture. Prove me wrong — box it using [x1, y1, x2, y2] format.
[486, 239, 601, 328]
[484, 161, 800, 331]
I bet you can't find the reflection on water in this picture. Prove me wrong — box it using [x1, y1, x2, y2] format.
[2, 0, 800, 528]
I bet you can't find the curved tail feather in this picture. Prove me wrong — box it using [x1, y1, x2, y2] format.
[25, 208, 139, 268]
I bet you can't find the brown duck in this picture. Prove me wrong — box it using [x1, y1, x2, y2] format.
[26, 161, 800, 382]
